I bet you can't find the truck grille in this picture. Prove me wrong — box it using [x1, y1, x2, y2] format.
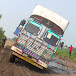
[16, 34, 53, 62]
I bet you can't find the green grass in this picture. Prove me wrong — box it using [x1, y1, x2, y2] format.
[55, 49, 76, 61]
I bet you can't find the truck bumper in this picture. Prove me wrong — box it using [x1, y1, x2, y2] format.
[11, 45, 48, 69]
[12, 52, 44, 69]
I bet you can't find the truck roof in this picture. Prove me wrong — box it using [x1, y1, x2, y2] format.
[31, 5, 69, 32]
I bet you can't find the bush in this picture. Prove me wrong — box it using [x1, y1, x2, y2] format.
[0, 27, 5, 47]
[0, 14, 2, 19]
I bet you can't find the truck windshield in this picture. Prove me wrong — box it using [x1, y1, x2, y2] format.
[25, 21, 42, 36]
[43, 30, 60, 46]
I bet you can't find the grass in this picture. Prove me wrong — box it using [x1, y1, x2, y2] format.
[55, 49, 76, 61]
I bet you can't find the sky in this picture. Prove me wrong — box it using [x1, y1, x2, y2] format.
[0, 0, 76, 47]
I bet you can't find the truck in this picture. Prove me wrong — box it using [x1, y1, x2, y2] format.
[10, 5, 69, 69]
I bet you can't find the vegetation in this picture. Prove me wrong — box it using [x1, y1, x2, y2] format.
[55, 49, 76, 61]
[0, 27, 5, 47]
[0, 14, 2, 19]
[0, 14, 5, 47]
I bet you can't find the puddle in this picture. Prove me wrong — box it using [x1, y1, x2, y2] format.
[48, 59, 76, 74]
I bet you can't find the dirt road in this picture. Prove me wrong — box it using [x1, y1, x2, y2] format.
[0, 40, 76, 76]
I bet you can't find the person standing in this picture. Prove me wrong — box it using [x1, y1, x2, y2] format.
[2, 37, 7, 49]
[61, 42, 64, 49]
[0, 37, 7, 54]
[69, 45, 73, 59]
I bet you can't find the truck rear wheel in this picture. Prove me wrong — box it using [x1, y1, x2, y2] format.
[9, 54, 16, 63]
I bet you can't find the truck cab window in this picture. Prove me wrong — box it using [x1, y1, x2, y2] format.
[25, 21, 42, 36]
[43, 30, 59, 46]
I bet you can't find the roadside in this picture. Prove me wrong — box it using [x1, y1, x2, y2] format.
[55, 49, 76, 61]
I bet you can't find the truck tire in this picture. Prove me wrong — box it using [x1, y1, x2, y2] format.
[9, 54, 16, 63]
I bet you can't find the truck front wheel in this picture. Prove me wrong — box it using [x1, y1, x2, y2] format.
[9, 54, 16, 63]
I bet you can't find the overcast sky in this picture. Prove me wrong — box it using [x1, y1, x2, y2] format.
[0, 0, 76, 47]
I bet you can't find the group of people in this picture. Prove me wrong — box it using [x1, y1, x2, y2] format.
[60, 41, 74, 59]
[61, 44, 73, 59]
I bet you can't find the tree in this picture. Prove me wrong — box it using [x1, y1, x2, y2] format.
[0, 14, 3, 47]
[0, 27, 5, 47]
[0, 14, 2, 19]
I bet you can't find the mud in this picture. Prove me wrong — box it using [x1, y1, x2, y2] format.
[0, 44, 76, 76]
[48, 59, 76, 74]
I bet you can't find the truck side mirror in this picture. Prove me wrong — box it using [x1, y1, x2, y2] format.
[14, 19, 26, 35]
[19, 19, 26, 26]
